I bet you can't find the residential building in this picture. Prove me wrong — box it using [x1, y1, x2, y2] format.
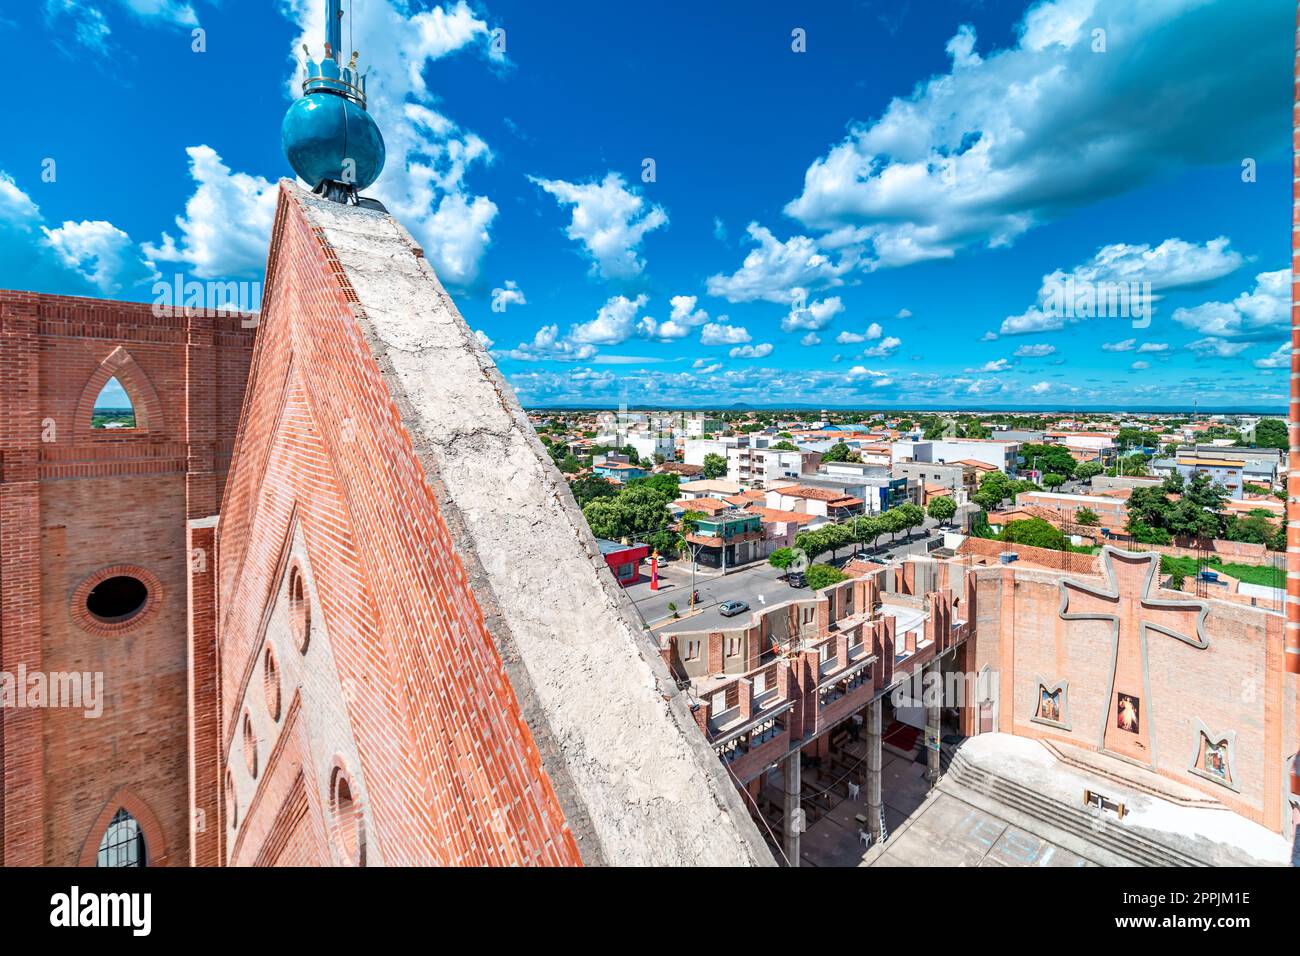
[593, 459, 649, 484]
[1014, 491, 1128, 529]
[684, 510, 765, 570]
[727, 445, 821, 487]
[891, 438, 1021, 473]
[892, 460, 977, 504]
[626, 432, 676, 464]
[679, 478, 744, 499]
[764, 485, 865, 520]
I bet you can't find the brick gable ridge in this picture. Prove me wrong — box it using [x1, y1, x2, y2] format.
[297, 187, 773, 865]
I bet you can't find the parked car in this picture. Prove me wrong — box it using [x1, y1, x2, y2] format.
[719, 600, 750, 617]
[786, 572, 806, 589]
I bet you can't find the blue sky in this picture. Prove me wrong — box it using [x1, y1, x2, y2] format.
[3, 0, 1293, 409]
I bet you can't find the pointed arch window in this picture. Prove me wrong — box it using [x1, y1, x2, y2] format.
[96, 807, 147, 867]
[92, 376, 136, 430]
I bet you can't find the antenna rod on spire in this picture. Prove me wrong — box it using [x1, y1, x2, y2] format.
[325, 0, 343, 59]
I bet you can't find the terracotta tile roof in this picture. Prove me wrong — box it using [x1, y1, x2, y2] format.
[952, 459, 998, 471]
[778, 485, 850, 501]
[672, 496, 731, 514]
[746, 507, 816, 526]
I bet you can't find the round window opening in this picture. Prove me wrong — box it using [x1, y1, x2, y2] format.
[86, 575, 149, 624]
[331, 766, 365, 866]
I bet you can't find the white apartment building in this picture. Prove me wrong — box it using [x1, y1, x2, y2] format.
[625, 432, 676, 463]
[726, 446, 820, 488]
[891, 438, 1021, 473]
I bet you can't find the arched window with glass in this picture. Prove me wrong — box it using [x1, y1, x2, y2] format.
[96, 807, 147, 867]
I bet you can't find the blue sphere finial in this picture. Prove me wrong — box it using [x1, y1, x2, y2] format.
[281, 0, 386, 203]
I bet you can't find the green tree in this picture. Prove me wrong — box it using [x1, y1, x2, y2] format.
[768, 547, 796, 570]
[581, 484, 672, 541]
[770, 440, 799, 452]
[1075, 507, 1099, 526]
[1021, 443, 1076, 479]
[1254, 418, 1287, 450]
[972, 471, 1013, 511]
[626, 472, 680, 500]
[570, 474, 619, 508]
[805, 563, 849, 591]
[1042, 472, 1066, 490]
[680, 510, 707, 534]
[1073, 461, 1103, 483]
[1000, 517, 1069, 551]
[701, 453, 727, 480]
[821, 441, 855, 463]
[927, 495, 957, 525]
[559, 454, 580, 473]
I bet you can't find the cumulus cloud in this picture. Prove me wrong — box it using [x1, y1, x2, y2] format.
[530, 172, 667, 279]
[1188, 337, 1250, 358]
[705, 224, 857, 303]
[1013, 344, 1055, 358]
[780, 295, 844, 333]
[1102, 339, 1136, 352]
[569, 294, 650, 345]
[1000, 236, 1249, 335]
[1028, 381, 1051, 395]
[1171, 269, 1289, 339]
[701, 322, 752, 346]
[642, 294, 712, 339]
[143, 146, 277, 279]
[800, 332, 821, 346]
[730, 343, 774, 359]
[975, 358, 1012, 373]
[0, 169, 155, 295]
[862, 335, 901, 358]
[1253, 343, 1288, 369]
[474, 329, 494, 350]
[42, 220, 157, 294]
[784, 1, 1285, 272]
[492, 279, 526, 309]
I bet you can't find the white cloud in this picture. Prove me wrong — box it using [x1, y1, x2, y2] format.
[142, 145, 277, 279]
[780, 295, 844, 332]
[44, 1, 112, 51]
[117, 0, 199, 27]
[569, 294, 650, 345]
[975, 358, 1011, 373]
[1130, 360, 1150, 370]
[705, 224, 856, 304]
[1171, 269, 1289, 338]
[496, 324, 598, 363]
[863, 336, 901, 359]
[784, 1, 1284, 271]
[1028, 381, 1051, 395]
[1187, 337, 1250, 358]
[1001, 236, 1249, 335]
[1013, 343, 1056, 358]
[1137, 342, 1168, 353]
[836, 331, 866, 344]
[492, 280, 526, 309]
[0, 172, 42, 229]
[1254, 343, 1288, 369]
[800, 332, 821, 346]
[474, 329, 494, 350]
[730, 343, 774, 359]
[980, 331, 998, 342]
[530, 172, 667, 279]
[283, 0, 501, 288]
[701, 322, 752, 346]
[1102, 339, 1136, 352]
[693, 362, 722, 374]
[42, 220, 156, 294]
[895, 308, 912, 319]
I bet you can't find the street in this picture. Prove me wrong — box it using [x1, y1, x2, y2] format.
[624, 523, 948, 633]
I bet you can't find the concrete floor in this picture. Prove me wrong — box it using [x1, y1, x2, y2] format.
[797, 746, 1092, 867]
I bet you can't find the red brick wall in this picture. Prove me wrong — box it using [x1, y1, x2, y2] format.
[0, 290, 253, 866]
[214, 187, 579, 866]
